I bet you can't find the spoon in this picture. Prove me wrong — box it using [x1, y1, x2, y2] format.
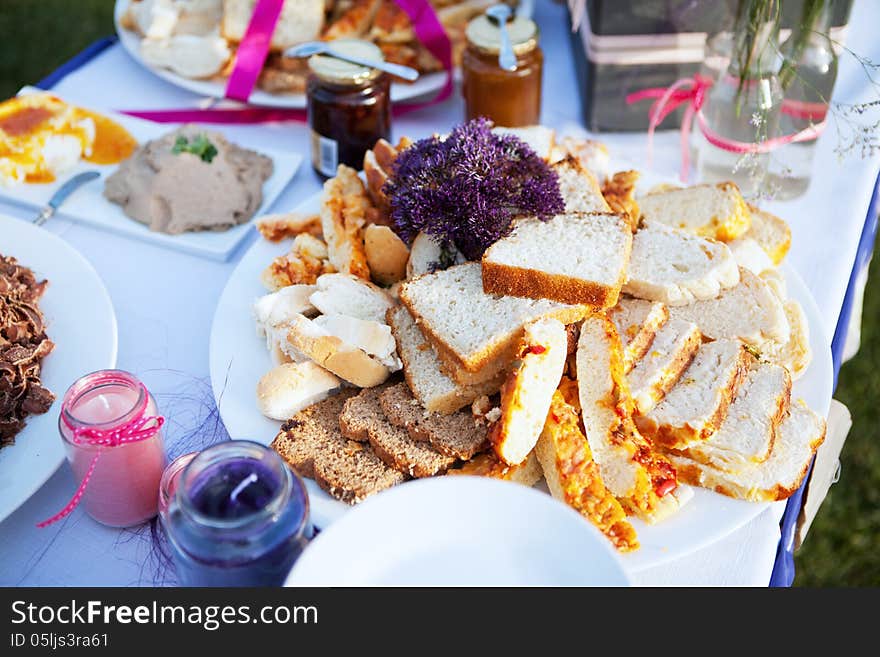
[486, 4, 517, 72]
[32, 171, 100, 226]
[284, 42, 420, 82]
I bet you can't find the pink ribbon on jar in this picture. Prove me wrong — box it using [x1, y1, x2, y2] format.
[626, 75, 827, 183]
[36, 386, 164, 528]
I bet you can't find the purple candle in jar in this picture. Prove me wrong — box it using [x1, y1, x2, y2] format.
[162, 441, 312, 587]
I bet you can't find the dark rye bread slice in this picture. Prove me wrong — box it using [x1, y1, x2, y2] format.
[378, 382, 488, 460]
[271, 391, 406, 504]
[340, 387, 455, 477]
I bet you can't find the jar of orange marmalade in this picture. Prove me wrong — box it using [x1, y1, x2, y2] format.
[461, 13, 543, 127]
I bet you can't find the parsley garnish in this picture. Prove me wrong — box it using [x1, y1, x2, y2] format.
[171, 134, 218, 163]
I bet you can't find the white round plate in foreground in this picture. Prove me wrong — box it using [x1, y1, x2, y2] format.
[0, 215, 118, 524]
[285, 476, 631, 586]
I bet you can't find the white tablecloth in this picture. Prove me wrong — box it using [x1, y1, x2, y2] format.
[1, 0, 878, 587]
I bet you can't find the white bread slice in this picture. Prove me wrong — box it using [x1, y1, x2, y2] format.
[623, 221, 740, 306]
[405, 232, 466, 280]
[489, 318, 568, 465]
[576, 315, 691, 523]
[760, 269, 787, 302]
[668, 401, 826, 502]
[677, 361, 791, 471]
[761, 300, 813, 380]
[491, 125, 555, 161]
[448, 450, 543, 487]
[284, 314, 390, 387]
[628, 318, 702, 415]
[666, 267, 790, 346]
[140, 32, 231, 79]
[481, 213, 632, 308]
[387, 306, 504, 414]
[222, 0, 324, 49]
[254, 285, 318, 365]
[363, 225, 409, 286]
[727, 237, 774, 274]
[637, 181, 751, 242]
[312, 314, 400, 371]
[635, 340, 750, 450]
[746, 204, 791, 265]
[608, 298, 669, 373]
[551, 157, 612, 213]
[309, 273, 395, 324]
[557, 137, 611, 184]
[399, 262, 589, 383]
[256, 361, 341, 421]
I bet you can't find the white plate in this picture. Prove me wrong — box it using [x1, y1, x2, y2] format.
[209, 185, 833, 573]
[285, 476, 631, 586]
[0, 87, 302, 262]
[0, 215, 118, 524]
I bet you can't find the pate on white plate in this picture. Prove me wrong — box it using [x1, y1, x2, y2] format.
[0, 215, 118, 524]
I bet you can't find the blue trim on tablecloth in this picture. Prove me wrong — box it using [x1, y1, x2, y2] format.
[35, 36, 118, 91]
[769, 173, 880, 587]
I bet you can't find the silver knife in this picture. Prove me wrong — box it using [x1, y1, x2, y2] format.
[32, 171, 100, 226]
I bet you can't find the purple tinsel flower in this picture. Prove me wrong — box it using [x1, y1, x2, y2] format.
[384, 118, 564, 261]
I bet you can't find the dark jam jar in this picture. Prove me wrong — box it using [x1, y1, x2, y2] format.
[307, 39, 391, 178]
[462, 14, 543, 127]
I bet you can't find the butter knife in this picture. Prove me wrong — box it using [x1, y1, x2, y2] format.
[32, 171, 100, 226]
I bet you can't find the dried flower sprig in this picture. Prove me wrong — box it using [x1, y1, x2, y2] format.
[385, 118, 564, 261]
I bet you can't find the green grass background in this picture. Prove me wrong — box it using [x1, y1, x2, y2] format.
[1, 0, 877, 586]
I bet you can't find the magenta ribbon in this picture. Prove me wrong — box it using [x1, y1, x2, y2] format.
[37, 386, 165, 528]
[120, 0, 453, 124]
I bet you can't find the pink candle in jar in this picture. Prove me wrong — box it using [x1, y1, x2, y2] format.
[57, 370, 166, 527]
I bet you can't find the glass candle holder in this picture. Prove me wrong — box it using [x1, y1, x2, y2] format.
[162, 441, 313, 587]
[58, 369, 166, 527]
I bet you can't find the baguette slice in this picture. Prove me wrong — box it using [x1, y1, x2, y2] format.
[363, 224, 409, 285]
[677, 361, 791, 471]
[668, 401, 826, 502]
[551, 156, 612, 213]
[309, 272, 395, 324]
[388, 305, 504, 414]
[623, 221, 740, 306]
[666, 267, 790, 346]
[489, 318, 568, 465]
[481, 213, 632, 308]
[628, 318, 702, 415]
[608, 298, 669, 372]
[638, 182, 752, 241]
[399, 262, 589, 381]
[405, 232, 466, 279]
[448, 450, 543, 487]
[636, 340, 751, 450]
[256, 361, 341, 421]
[535, 383, 639, 552]
[746, 204, 792, 265]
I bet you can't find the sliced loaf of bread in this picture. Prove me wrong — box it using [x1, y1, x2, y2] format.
[638, 181, 751, 241]
[668, 401, 826, 502]
[635, 339, 751, 450]
[609, 298, 669, 372]
[481, 213, 632, 308]
[399, 262, 589, 381]
[623, 221, 740, 306]
[448, 450, 543, 486]
[552, 156, 612, 213]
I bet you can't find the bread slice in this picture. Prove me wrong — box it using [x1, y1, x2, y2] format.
[551, 156, 612, 213]
[309, 273, 395, 324]
[726, 237, 774, 275]
[256, 361, 341, 421]
[481, 213, 632, 308]
[340, 387, 455, 477]
[557, 137, 610, 184]
[628, 318, 702, 415]
[666, 267, 790, 346]
[223, 0, 324, 49]
[576, 315, 691, 523]
[399, 262, 589, 381]
[320, 165, 371, 279]
[636, 340, 751, 450]
[491, 125, 555, 161]
[608, 298, 669, 373]
[668, 401, 826, 502]
[405, 232, 466, 280]
[535, 383, 639, 551]
[637, 182, 751, 242]
[379, 382, 488, 459]
[363, 225, 409, 285]
[761, 300, 813, 380]
[387, 305, 504, 414]
[677, 361, 791, 471]
[322, 0, 381, 39]
[271, 391, 406, 504]
[746, 204, 791, 265]
[623, 222, 740, 306]
[312, 314, 400, 370]
[489, 318, 568, 465]
[448, 450, 543, 486]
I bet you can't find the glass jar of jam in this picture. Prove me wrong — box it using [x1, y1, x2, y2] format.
[462, 14, 543, 127]
[307, 39, 391, 178]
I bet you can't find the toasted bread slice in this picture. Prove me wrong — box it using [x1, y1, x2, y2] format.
[623, 222, 740, 306]
[481, 213, 633, 308]
[746, 204, 791, 265]
[609, 298, 670, 373]
[322, 0, 381, 39]
[638, 182, 751, 241]
[448, 450, 543, 486]
[668, 401, 826, 502]
[369, 0, 414, 43]
[256, 212, 322, 242]
[489, 318, 568, 465]
[551, 156, 612, 213]
[320, 165, 371, 279]
[636, 340, 751, 450]
[601, 170, 641, 230]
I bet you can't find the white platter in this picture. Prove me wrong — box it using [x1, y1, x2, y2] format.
[0, 87, 302, 262]
[209, 184, 833, 574]
[285, 476, 631, 586]
[0, 215, 118, 524]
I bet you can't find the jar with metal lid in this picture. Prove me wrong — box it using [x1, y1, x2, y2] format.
[461, 13, 543, 127]
[307, 39, 392, 178]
